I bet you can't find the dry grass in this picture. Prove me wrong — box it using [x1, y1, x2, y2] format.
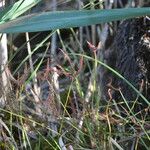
[0, 0, 149, 149]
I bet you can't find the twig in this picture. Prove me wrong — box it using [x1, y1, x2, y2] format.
[25, 32, 40, 103]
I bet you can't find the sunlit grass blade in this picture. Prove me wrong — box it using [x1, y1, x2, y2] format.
[0, 7, 150, 33]
[0, 0, 41, 23]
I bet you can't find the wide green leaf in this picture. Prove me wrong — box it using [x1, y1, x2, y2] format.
[0, 0, 41, 23]
[0, 7, 150, 33]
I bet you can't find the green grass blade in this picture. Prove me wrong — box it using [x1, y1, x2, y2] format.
[0, 0, 41, 23]
[0, 7, 150, 33]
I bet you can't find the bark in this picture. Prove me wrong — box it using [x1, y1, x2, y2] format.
[100, 17, 150, 113]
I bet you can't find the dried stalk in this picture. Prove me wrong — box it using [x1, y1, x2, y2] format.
[0, 34, 8, 107]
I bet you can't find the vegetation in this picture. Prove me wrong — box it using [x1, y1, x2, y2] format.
[0, 0, 150, 149]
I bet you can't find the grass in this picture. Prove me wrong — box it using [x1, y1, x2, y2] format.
[0, 0, 150, 149]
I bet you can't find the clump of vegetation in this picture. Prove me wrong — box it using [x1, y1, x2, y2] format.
[0, 0, 150, 149]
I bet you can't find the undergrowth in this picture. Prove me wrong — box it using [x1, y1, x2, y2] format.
[0, 0, 149, 150]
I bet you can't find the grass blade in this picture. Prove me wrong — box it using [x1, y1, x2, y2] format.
[0, 0, 41, 23]
[0, 7, 150, 33]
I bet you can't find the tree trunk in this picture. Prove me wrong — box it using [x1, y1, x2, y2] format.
[100, 16, 150, 114]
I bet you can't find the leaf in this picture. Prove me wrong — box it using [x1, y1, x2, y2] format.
[0, 0, 41, 23]
[0, 7, 150, 33]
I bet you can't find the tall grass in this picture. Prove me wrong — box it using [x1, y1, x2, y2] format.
[0, 0, 150, 149]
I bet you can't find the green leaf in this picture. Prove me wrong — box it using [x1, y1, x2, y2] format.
[0, 0, 41, 23]
[0, 7, 150, 33]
